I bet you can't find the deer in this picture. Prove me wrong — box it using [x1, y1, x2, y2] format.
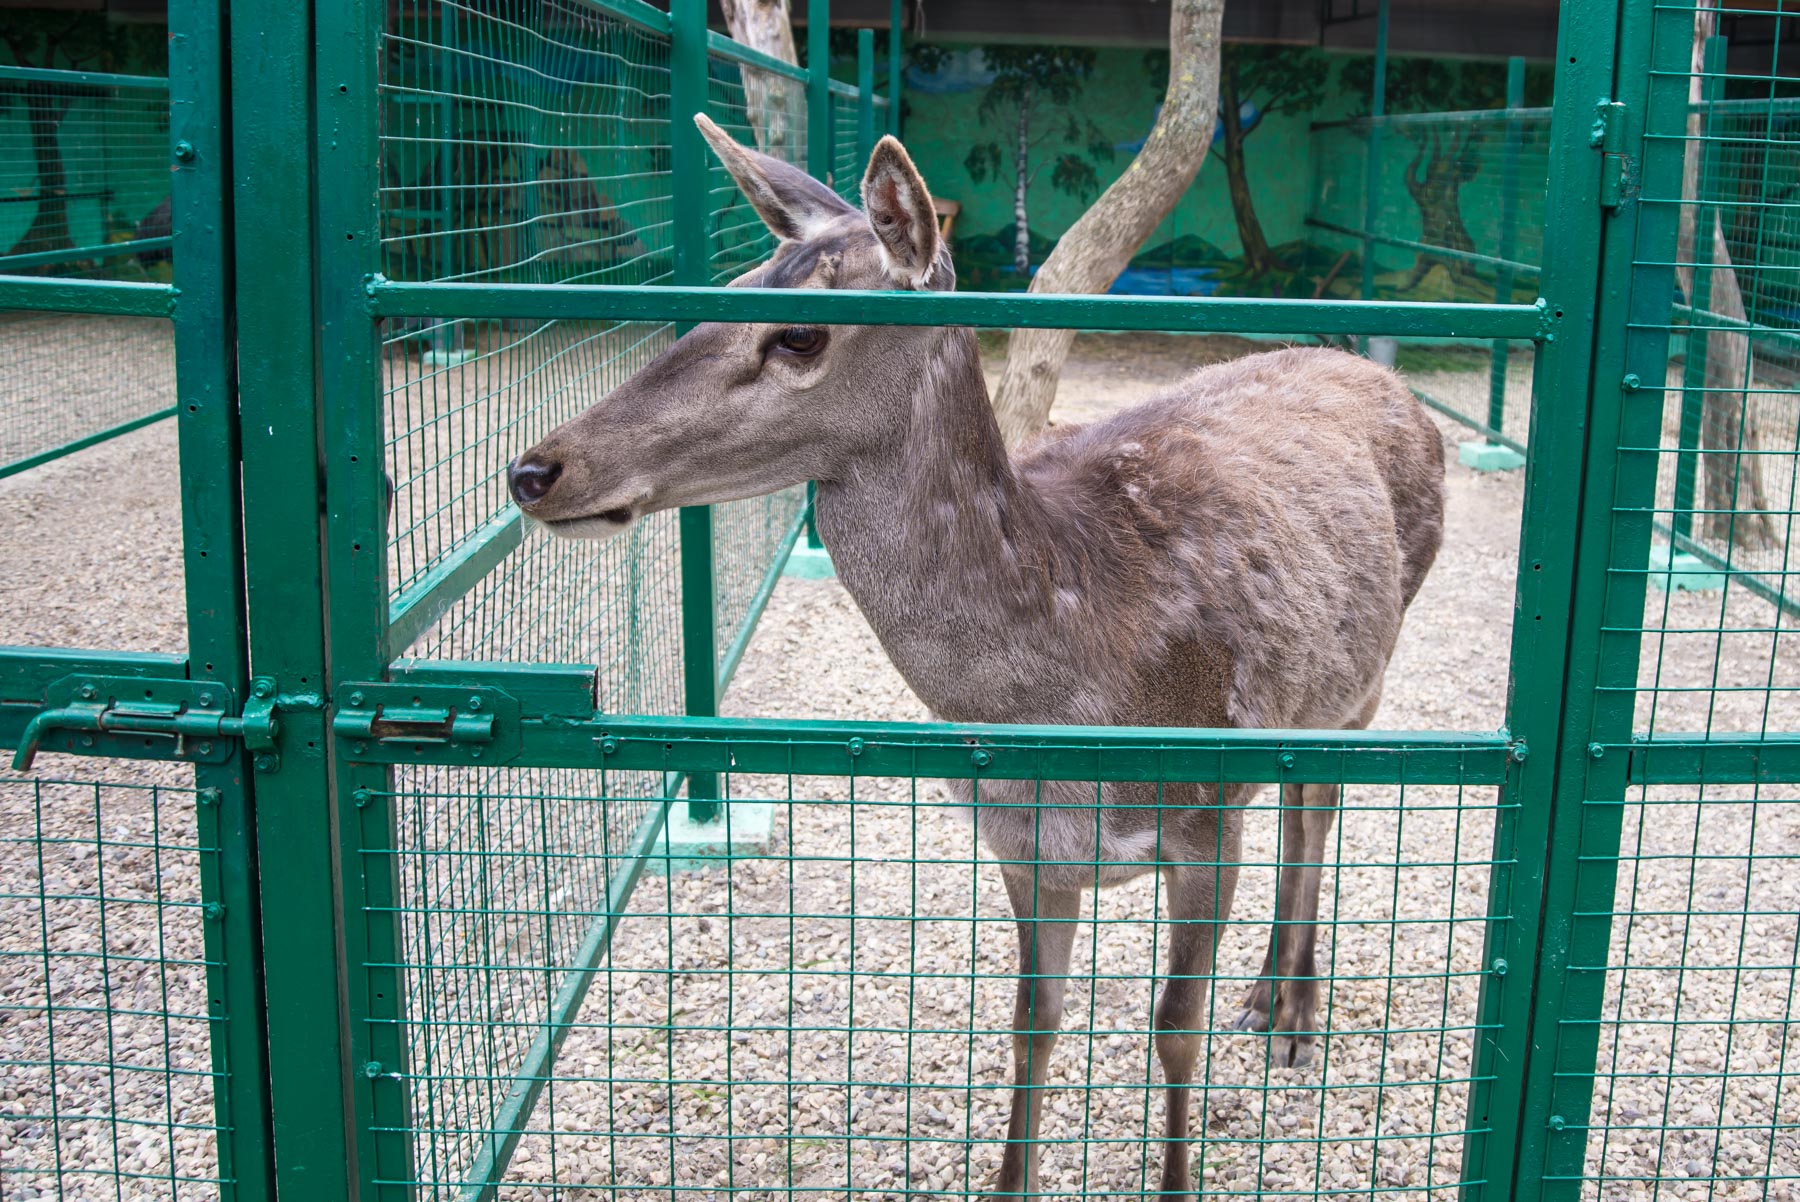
[507, 117, 1445, 1200]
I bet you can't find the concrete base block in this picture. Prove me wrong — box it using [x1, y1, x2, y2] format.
[783, 543, 836, 579]
[1457, 439, 1527, 472]
[420, 347, 476, 368]
[1647, 542, 1725, 593]
[648, 802, 776, 873]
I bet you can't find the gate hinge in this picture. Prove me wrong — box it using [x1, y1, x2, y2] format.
[332, 682, 520, 765]
[1593, 100, 1632, 208]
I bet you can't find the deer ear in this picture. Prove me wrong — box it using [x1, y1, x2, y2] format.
[694, 113, 854, 242]
[861, 135, 942, 289]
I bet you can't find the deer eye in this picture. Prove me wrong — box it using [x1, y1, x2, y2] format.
[774, 326, 827, 357]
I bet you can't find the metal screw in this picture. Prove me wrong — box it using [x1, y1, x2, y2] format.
[197, 692, 215, 708]
[353, 788, 372, 808]
[1622, 373, 1641, 391]
[971, 749, 992, 768]
[600, 736, 619, 755]
[203, 902, 225, 920]
[467, 695, 483, 711]
[79, 735, 96, 748]
[198, 787, 221, 807]
[196, 741, 214, 756]
[348, 691, 365, 707]
[1492, 958, 1509, 976]
[173, 139, 196, 162]
[848, 737, 864, 757]
[1548, 1115, 1566, 1132]
[1279, 752, 1297, 770]
[1510, 742, 1531, 763]
[471, 749, 482, 760]
[1588, 742, 1606, 759]
[78, 684, 97, 700]
[353, 742, 368, 755]
[363, 1061, 384, 1079]
[253, 678, 275, 699]
[254, 753, 279, 773]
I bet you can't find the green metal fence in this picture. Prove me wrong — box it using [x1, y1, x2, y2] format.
[2, 0, 1799, 1200]
[0, 66, 177, 477]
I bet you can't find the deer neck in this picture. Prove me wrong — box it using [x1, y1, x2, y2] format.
[812, 328, 1085, 724]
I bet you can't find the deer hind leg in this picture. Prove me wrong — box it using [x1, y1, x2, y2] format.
[991, 871, 1081, 1201]
[1233, 780, 1340, 1066]
[1155, 857, 1237, 1201]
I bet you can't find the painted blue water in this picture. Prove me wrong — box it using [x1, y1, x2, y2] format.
[1106, 266, 1222, 297]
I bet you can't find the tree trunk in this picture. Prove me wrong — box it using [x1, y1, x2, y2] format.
[1401, 130, 1482, 291]
[990, 0, 1226, 446]
[1013, 93, 1032, 274]
[718, 0, 804, 159]
[1676, 0, 1778, 550]
[8, 85, 75, 259]
[1219, 62, 1281, 278]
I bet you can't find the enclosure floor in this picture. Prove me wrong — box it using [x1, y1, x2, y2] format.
[4, 337, 1797, 1199]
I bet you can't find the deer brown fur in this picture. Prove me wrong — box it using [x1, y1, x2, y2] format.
[509, 119, 1446, 1200]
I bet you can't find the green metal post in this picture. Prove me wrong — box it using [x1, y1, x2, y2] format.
[231, 0, 357, 1192]
[1358, 0, 1390, 356]
[857, 29, 876, 163]
[1505, 2, 1693, 1198]
[1454, 4, 1623, 1199]
[1487, 56, 1526, 445]
[803, 0, 832, 553]
[888, 0, 902, 135]
[806, 0, 831, 184]
[673, 0, 721, 818]
[167, 0, 276, 1192]
[314, 0, 420, 1187]
[1673, 36, 1727, 541]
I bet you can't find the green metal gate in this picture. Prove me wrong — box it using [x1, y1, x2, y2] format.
[2, 0, 1796, 1197]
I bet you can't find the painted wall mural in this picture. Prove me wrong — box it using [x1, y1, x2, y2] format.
[897, 42, 1554, 301]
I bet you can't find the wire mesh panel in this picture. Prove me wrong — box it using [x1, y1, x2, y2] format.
[0, 772, 230, 1199]
[0, 68, 173, 281]
[832, 88, 860, 202]
[361, 748, 1515, 1200]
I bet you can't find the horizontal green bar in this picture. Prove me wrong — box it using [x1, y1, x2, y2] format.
[0, 406, 176, 481]
[0, 276, 176, 317]
[715, 503, 806, 697]
[0, 237, 172, 273]
[1412, 389, 1526, 455]
[1307, 217, 1542, 279]
[706, 31, 808, 82]
[570, 0, 670, 34]
[386, 510, 525, 656]
[369, 280, 1549, 340]
[827, 78, 858, 98]
[338, 702, 1515, 783]
[1669, 302, 1800, 353]
[0, 64, 169, 90]
[1311, 106, 1551, 133]
[1626, 735, 1800, 785]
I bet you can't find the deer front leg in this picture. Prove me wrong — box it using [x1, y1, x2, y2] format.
[992, 871, 1080, 1201]
[1156, 858, 1235, 1200]
[1234, 781, 1338, 1067]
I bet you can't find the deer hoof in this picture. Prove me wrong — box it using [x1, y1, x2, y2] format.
[1270, 1032, 1317, 1068]
[1231, 1005, 1270, 1033]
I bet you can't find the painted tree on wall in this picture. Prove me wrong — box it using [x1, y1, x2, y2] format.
[956, 46, 1111, 273]
[0, 15, 162, 263]
[1339, 56, 1504, 290]
[1214, 45, 1329, 277]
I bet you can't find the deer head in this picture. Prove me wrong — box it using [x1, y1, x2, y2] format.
[508, 115, 951, 538]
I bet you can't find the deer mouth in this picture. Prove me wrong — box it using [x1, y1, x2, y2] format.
[537, 504, 637, 540]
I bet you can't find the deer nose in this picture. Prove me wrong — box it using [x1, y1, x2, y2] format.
[508, 457, 562, 506]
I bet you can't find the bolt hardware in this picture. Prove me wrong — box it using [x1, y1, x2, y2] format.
[848, 737, 864, 757]
[971, 748, 993, 768]
[174, 139, 196, 161]
[467, 696, 483, 711]
[1588, 742, 1606, 759]
[1279, 752, 1297, 770]
[254, 753, 279, 773]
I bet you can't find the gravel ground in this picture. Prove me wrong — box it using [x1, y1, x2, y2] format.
[2, 331, 1796, 1200]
